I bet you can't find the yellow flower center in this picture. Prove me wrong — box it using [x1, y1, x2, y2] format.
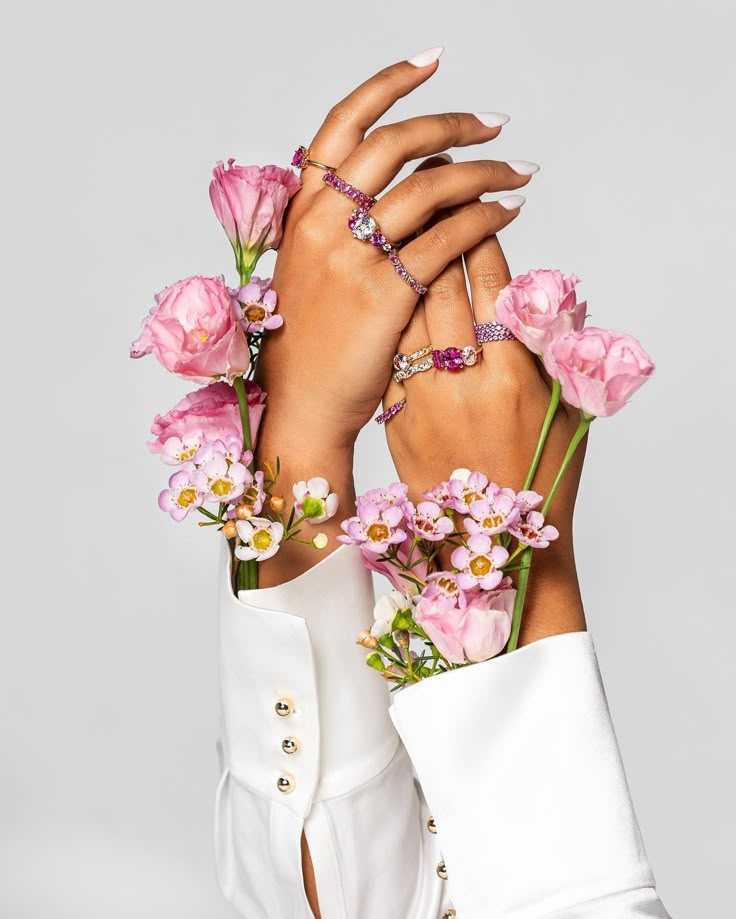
[470, 555, 492, 577]
[193, 327, 209, 343]
[464, 491, 483, 505]
[252, 528, 272, 551]
[244, 303, 266, 322]
[367, 522, 390, 542]
[177, 488, 198, 508]
[436, 576, 459, 595]
[483, 513, 504, 529]
[180, 446, 197, 460]
[211, 478, 231, 497]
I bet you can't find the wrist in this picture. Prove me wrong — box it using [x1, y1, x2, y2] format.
[518, 543, 585, 646]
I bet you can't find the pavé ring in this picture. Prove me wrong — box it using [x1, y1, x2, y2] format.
[291, 146, 335, 172]
[349, 207, 429, 296]
[393, 347, 432, 374]
[323, 171, 377, 210]
[376, 398, 407, 425]
[394, 356, 434, 383]
[474, 321, 516, 343]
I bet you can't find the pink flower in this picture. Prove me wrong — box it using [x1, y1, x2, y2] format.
[459, 588, 515, 662]
[414, 591, 467, 663]
[161, 434, 203, 466]
[515, 490, 543, 513]
[495, 269, 586, 355]
[548, 327, 655, 418]
[509, 510, 560, 548]
[193, 453, 249, 504]
[130, 275, 250, 384]
[234, 517, 283, 562]
[422, 481, 454, 508]
[293, 477, 339, 524]
[465, 493, 520, 536]
[158, 465, 205, 521]
[404, 501, 454, 542]
[338, 503, 406, 554]
[358, 482, 409, 513]
[231, 277, 283, 333]
[209, 160, 301, 273]
[148, 381, 266, 456]
[193, 440, 251, 469]
[451, 535, 509, 591]
[360, 535, 428, 593]
[448, 469, 489, 513]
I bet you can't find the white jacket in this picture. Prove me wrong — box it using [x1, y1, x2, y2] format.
[215, 544, 671, 919]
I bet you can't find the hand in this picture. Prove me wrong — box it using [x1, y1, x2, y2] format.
[256, 51, 535, 582]
[382, 229, 587, 645]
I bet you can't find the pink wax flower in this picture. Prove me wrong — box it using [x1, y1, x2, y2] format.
[465, 493, 520, 536]
[451, 535, 509, 591]
[293, 477, 339, 524]
[459, 588, 515, 663]
[161, 434, 203, 466]
[359, 482, 409, 513]
[509, 511, 560, 548]
[209, 160, 301, 273]
[338, 503, 406, 554]
[495, 269, 586, 356]
[130, 275, 250, 384]
[158, 465, 205, 521]
[148, 381, 266, 456]
[231, 277, 283, 333]
[234, 517, 283, 562]
[422, 481, 454, 509]
[514, 490, 544, 513]
[549, 327, 655, 418]
[193, 439, 252, 469]
[404, 501, 454, 542]
[448, 468, 489, 513]
[193, 453, 249, 504]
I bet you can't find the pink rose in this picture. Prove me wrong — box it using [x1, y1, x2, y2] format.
[414, 592, 467, 664]
[549, 327, 655, 418]
[495, 269, 586, 355]
[209, 160, 301, 273]
[147, 380, 266, 455]
[130, 275, 250, 384]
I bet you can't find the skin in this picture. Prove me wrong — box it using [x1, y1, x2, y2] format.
[255, 55, 586, 916]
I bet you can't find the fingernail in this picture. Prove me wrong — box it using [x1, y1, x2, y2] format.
[507, 160, 540, 175]
[474, 112, 510, 128]
[499, 194, 526, 210]
[408, 46, 445, 67]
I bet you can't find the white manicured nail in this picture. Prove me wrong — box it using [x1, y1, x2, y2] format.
[408, 46, 445, 67]
[474, 112, 510, 128]
[499, 194, 526, 210]
[507, 160, 540, 175]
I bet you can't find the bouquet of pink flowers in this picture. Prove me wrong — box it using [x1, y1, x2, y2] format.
[130, 159, 337, 590]
[342, 269, 655, 685]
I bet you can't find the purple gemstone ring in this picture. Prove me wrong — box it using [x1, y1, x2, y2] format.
[432, 345, 483, 371]
[323, 171, 377, 210]
[291, 145, 335, 172]
[376, 398, 407, 425]
[474, 321, 516, 343]
[348, 207, 429, 297]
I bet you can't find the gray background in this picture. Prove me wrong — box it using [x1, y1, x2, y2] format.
[1, 0, 733, 916]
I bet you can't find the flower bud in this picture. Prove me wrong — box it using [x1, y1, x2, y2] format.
[235, 503, 253, 520]
[222, 520, 238, 539]
[269, 494, 285, 513]
[365, 651, 385, 672]
[312, 533, 329, 550]
[393, 629, 410, 647]
[356, 629, 378, 649]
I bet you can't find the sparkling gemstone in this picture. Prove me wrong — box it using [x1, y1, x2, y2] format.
[291, 147, 308, 168]
[443, 347, 464, 371]
[462, 346, 478, 366]
[432, 349, 444, 369]
[351, 212, 377, 240]
[393, 353, 411, 372]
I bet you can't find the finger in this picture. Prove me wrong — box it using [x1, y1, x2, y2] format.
[370, 159, 537, 240]
[423, 256, 475, 350]
[337, 112, 511, 196]
[386, 197, 526, 294]
[383, 300, 430, 408]
[297, 50, 444, 201]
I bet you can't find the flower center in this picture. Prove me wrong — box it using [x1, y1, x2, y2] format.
[436, 576, 459, 596]
[366, 522, 390, 542]
[470, 555, 492, 577]
[252, 528, 272, 551]
[244, 303, 266, 322]
[211, 478, 232, 497]
[180, 446, 197, 460]
[483, 513, 504, 528]
[177, 488, 198, 508]
[464, 490, 484, 505]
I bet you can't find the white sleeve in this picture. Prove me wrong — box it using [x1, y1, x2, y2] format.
[389, 631, 672, 919]
[215, 543, 442, 919]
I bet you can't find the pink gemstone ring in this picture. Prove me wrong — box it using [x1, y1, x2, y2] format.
[323, 171, 377, 210]
[432, 345, 482, 371]
[291, 145, 335, 172]
[474, 321, 515, 343]
[348, 207, 429, 297]
[376, 398, 407, 425]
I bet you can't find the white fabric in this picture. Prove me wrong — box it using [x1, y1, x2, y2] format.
[216, 545, 670, 918]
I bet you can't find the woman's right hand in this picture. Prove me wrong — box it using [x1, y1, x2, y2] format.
[256, 50, 536, 581]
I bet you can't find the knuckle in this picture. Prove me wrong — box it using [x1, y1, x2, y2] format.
[439, 111, 464, 139]
[367, 123, 401, 151]
[324, 102, 354, 130]
[292, 214, 325, 249]
[427, 224, 451, 251]
[473, 267, 509, 296]
[466, 200, 495, 229]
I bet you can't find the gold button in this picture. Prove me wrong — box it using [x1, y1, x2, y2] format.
[281, 737, 300, 755]
[436, 860, 448, 880]
[442, 911, 457, 918]
[275, 698, 294, 717]
[427, 816, 437, 834]
[277, 774, 295, 794]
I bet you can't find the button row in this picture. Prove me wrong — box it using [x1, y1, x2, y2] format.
[275, 698, 298, 794]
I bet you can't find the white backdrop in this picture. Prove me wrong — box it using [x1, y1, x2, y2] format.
[1, 1, 733, 916]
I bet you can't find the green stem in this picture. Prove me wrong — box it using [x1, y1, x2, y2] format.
[541, 414, 593, 516]
[506, 546, 534, 653]
[524, 378, 561, 490]
[232, 375, 253, 458]
[197, 506, 220, 522]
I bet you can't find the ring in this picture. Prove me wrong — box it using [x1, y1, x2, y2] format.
[291, 146, 335, 172]
[323, 171, 377, 210]
[394, 356, 434, 383]
[432, 345, 482, 371]
[348, 207, 429, 296]
[393, 347, 431, 374]
[474, 321, 515, 343]
[376, 398, 407, 425]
